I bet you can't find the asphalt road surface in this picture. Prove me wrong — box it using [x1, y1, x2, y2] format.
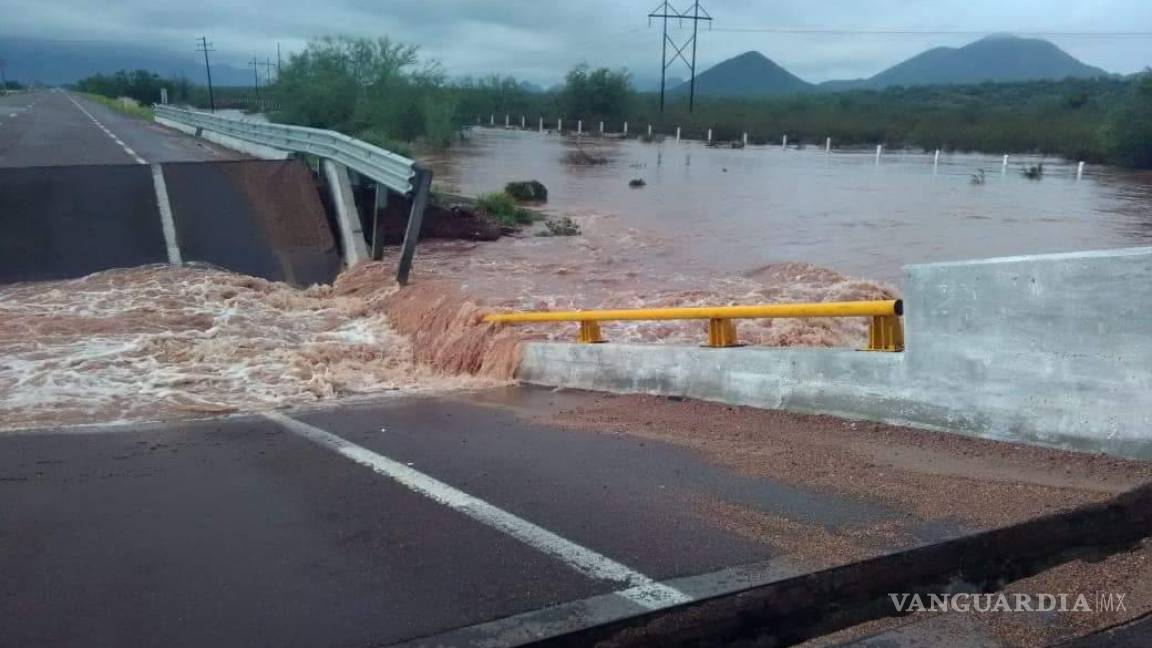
[0, 90, 240, 167]
[0, 387, 945, 648]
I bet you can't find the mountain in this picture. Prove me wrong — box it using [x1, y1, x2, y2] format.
[0, 38, 252, 86]
[821, 35, 1109, 91]
[672, 51, 812, 97]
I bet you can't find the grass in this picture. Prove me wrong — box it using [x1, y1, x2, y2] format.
[476, 191, 538, 227]
[81, 93, 154, 120]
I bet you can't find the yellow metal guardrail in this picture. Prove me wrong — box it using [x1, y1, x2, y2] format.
[483, 299, 904, 351]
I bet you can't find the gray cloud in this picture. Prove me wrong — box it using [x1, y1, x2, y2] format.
[2, 0, 1149, 84]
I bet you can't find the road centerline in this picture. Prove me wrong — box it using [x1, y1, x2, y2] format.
[261, 410, 692, 610]
[63, 92, 147, 165]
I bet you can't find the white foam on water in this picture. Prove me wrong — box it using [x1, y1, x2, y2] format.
[0, 265, 496, 430]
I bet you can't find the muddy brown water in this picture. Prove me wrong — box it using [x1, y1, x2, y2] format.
[5, 128, 1149, 429]
[425, 128, 1152, 283]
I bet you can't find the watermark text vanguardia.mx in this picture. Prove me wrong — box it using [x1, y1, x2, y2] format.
[890, 592, 1127, 613]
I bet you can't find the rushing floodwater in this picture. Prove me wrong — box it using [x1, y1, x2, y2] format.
[6, 125, 1150, 430]
[427, 128, 1152, 282]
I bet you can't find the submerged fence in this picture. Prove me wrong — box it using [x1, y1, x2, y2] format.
[475, 113, 1090, 176]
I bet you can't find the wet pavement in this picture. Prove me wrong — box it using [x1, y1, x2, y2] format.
[0, 90, 241, 167]
[0, 387, 972, 648]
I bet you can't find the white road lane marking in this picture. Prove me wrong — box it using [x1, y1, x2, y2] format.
[261, 411, 693, 610]
[63, 92, 147, 164]
[150, 163, 183, 265]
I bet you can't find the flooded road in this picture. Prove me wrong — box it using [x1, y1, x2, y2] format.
[426, 128, 1152, 282]
[5, 128, 1148, 430]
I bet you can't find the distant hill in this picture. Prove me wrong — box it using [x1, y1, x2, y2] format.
[0, 38, 251, 86]
[671, 36, 1109, 98]
[820, 35, 1109, 91]
[672, 51, 811, 98]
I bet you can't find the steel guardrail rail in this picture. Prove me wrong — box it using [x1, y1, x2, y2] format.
[153, 105, 416, 195]
[484, 299, 904, 351]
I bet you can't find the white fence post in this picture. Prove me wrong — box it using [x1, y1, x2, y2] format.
[504, 114, 509, 127]
[875, 144, 883, 163]
[675, 126, 681, 142]
[521, 115, 525, 128]
[538, 117, 543, 132]
[489, 114, 494, 126]
[1077, 161, 1085, 180]
[742, 132, 748, 146]
[647, 124, 653, 137]
[825, 137, 832, 153]
[557, 118, 562, 132]
[934, 149, 940, 166]
[1002, 154, 1009, 172]
[623, 121, 629, 136]
[577, 120, 583, 135]
[782, 134, 788, 149]
[599, 121, 604, 134]
[707, 128, 712, 143]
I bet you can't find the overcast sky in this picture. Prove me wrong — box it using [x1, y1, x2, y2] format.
[2, 0, 1150, 84]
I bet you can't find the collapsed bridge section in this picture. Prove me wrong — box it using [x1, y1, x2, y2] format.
[0, 159, 341, 286]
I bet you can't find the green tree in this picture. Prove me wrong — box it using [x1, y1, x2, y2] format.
[1102, 72, 1152, 168]
[559, 64, 632, 124]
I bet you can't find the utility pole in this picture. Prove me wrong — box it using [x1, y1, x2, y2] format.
[647, 1, 712, 114]
[195, 37, 216, 112]
[249, 57, 260, 108]
[277, 42, 282, 75]
[259, 58, 275, 84]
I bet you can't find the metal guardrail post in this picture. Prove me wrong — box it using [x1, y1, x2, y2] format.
[371, 182, 387, 261]
[396, 167, 432, 286]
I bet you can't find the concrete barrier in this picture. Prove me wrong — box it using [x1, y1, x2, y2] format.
[518, 247, 1152, 458]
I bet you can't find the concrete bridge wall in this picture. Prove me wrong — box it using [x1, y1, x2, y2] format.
[518, 247, 1152, 458]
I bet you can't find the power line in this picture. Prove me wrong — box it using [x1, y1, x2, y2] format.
[648, 1, 712, 114]
[195, 36, 216, 113]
